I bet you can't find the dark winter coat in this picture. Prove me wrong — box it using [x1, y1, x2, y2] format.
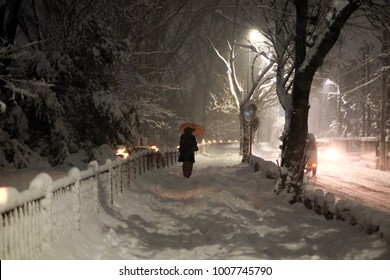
[178, 131, 198, 163]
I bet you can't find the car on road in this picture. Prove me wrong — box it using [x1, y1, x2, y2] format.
[115, 145, 165, 167]
[115, 145, 130, 159]
[316, 138, 342, 162]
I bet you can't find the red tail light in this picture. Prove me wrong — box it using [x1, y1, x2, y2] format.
[312, 163, 317, 168]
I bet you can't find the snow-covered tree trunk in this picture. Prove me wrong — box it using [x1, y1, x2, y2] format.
[0, 0, 22, 45]
[276, 0, 361, 203]
[239, 112, 250, 162]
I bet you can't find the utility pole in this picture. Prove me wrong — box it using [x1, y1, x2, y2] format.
[337, 66, 343, 137]
[380, 68, 388, 170]
[379, 29, 389, 171]
[362, 49, 367, 137]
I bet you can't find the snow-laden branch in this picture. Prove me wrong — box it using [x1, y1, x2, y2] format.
[299, 0, 362, 74]
[203, 30, 241, 109]
[235, 42, 274, 62]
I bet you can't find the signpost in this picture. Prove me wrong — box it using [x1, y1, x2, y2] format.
[243, 102, 257, 160]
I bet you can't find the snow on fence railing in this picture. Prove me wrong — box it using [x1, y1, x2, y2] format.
[303, 184, 390, 240]
[0, 148, 178, 259]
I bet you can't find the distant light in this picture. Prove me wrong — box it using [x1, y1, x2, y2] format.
[249, 29, 263, 44]
[0, 188, 8, 204]
[150, 145, 159, 152]
[115, 147, 129, 159]
[326, 148, 342, 161]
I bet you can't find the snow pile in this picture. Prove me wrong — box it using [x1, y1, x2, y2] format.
[302, 183, 390, 239]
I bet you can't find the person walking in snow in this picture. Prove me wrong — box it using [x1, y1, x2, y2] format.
[178, 127, 198, 178]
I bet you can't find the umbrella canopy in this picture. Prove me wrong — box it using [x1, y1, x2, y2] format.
[179, 123, 205, 136]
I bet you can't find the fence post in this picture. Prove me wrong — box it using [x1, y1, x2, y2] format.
[115, 157, 123, 194]
[165, 151, 168, 167]
[105, 159, 113, 205]
[138, 155, 142, 175]
[146, 153, 150, 171]
[29, 173, 53, 252]
[127, 159, 132, 187]
[68, 168, 81, 231]
[142, 154, 146, 173]
[132, 156, 137, 179]
[88, 161, 100, 214]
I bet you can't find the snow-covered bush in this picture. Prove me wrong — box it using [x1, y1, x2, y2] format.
[324, 193, 336, 220]
[335, 200, 358, 224]
[0, 38, 72, 168]
[92, 144, 115, 164]
[251, 155, 279, 179]
[314, 189, 325, 215]
[303, 184, 314, 209]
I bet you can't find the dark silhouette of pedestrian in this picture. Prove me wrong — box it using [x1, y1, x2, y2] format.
[178, 127, 198, 178]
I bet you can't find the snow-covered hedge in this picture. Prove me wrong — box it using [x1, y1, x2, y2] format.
[303, 184, 390, 241]
[0, 148, 178, 259]
[250, 155, 279, 179]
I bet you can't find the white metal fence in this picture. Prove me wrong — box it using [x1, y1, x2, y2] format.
[0, 148, 178, 259]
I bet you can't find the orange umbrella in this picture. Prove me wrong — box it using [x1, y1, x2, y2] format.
[179, 123, 205, 136]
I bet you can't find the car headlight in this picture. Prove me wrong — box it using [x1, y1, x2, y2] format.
[116, 148, 129, 159]
[150, 145, 159, 152]
[326, 148, 341, 161]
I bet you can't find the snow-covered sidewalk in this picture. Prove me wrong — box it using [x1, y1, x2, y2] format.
[37, 153, 390, 260]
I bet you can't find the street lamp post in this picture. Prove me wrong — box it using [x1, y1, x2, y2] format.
[245, 30, 263, 160]
[247, 29, 263, 92]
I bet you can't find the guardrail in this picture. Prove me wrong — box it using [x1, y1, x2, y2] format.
[0, 148, 178, 259]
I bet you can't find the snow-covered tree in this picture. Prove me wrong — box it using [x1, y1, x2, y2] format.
[204, 7, 277, 161]
[244, 0, 388, 203]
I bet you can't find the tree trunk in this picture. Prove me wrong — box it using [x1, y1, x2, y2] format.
[1, 0, 22, 45]
[275, 0, 361, 203]
[277, 70, 312, 203]
[239, 110, 250, 162]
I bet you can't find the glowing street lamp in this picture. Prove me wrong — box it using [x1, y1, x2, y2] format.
[246, 29, 267, 93]
[249, 29, 263, 44]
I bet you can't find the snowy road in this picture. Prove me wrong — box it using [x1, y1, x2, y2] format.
[253, 143, 390, 215]
[311, 159, 390, 214]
